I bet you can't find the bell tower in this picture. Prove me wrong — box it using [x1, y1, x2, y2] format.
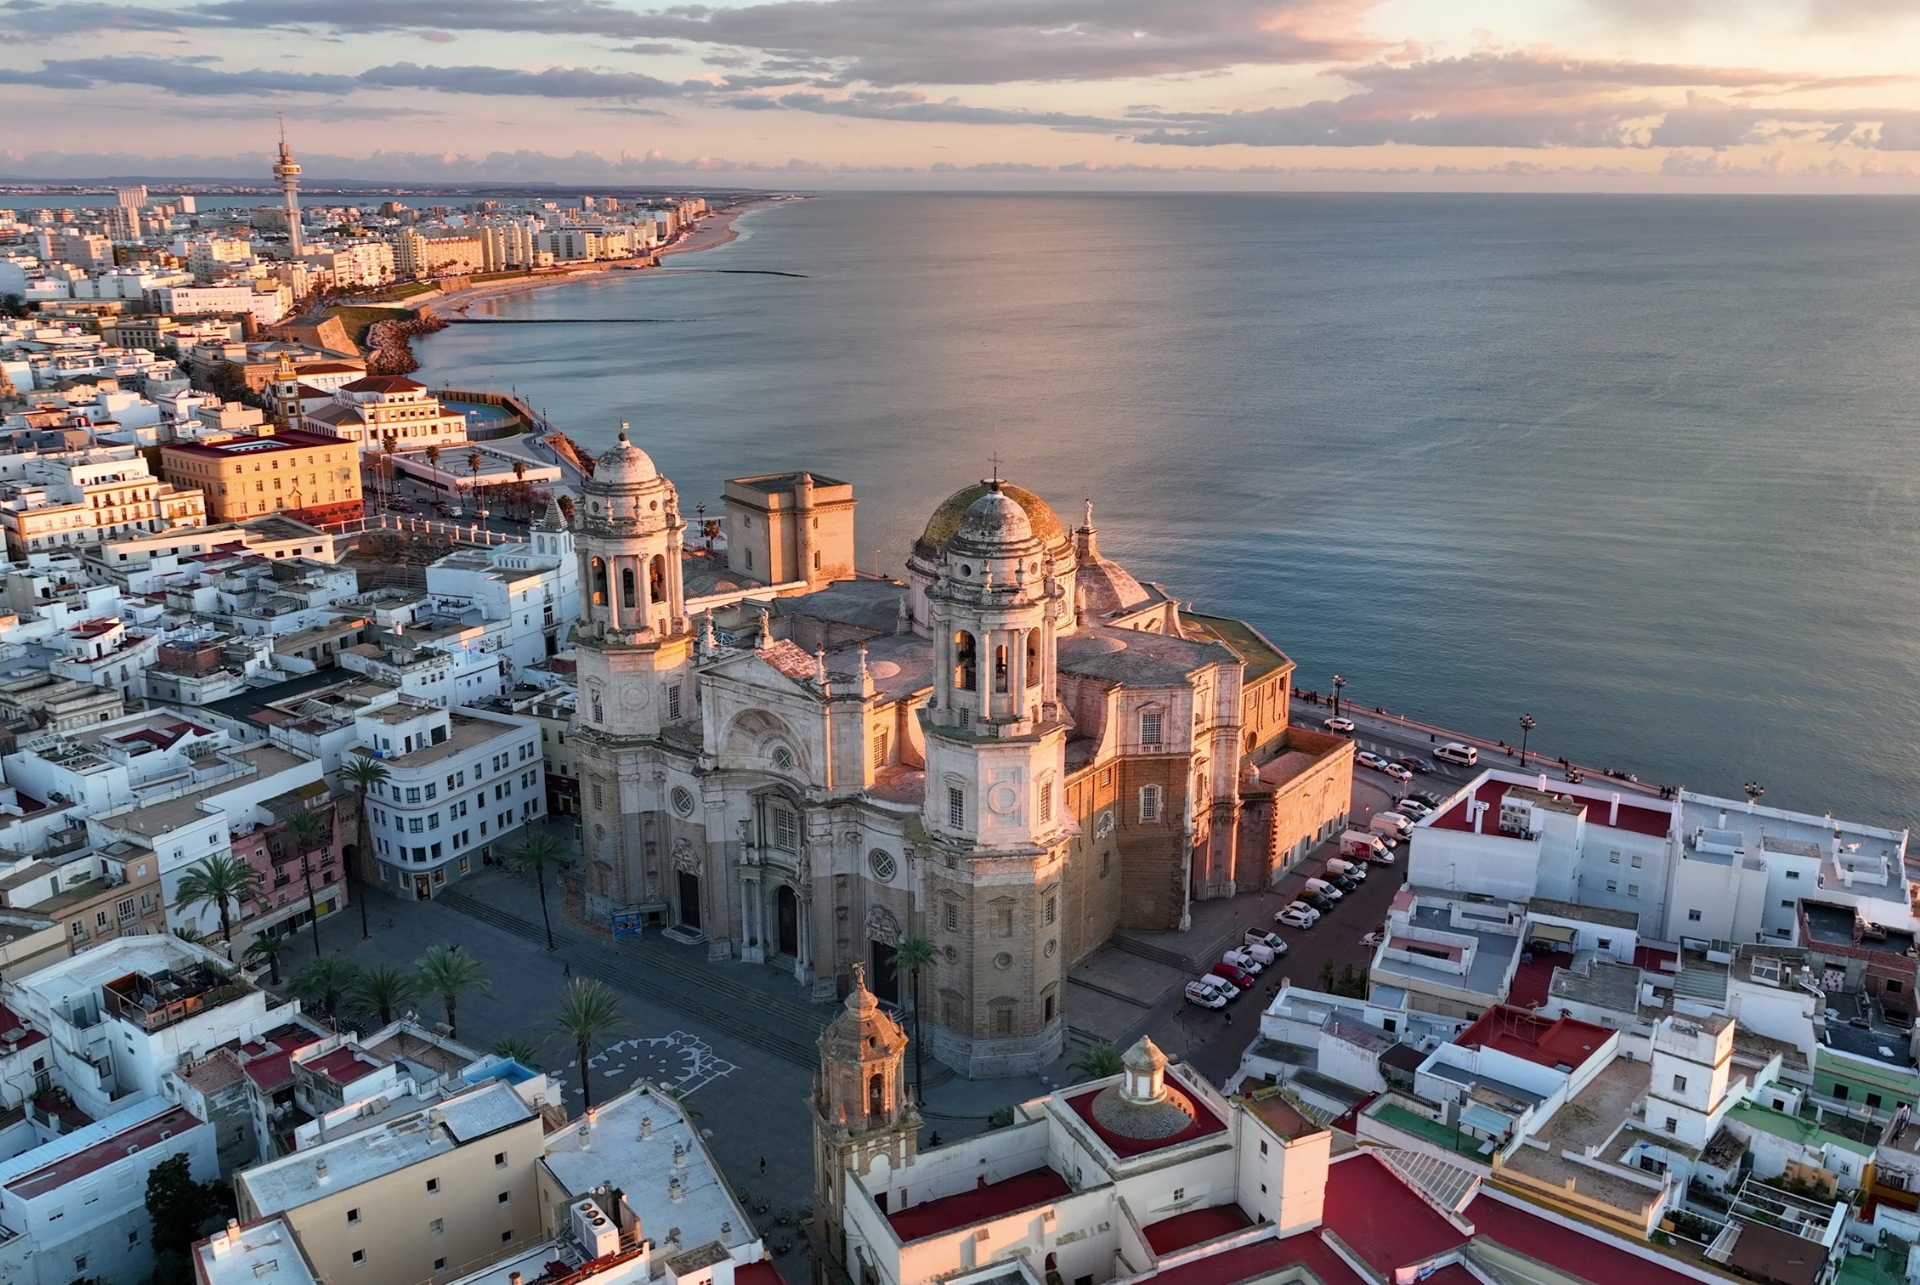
[812, 965, 919, 1269]
[271, 351, 301, 432]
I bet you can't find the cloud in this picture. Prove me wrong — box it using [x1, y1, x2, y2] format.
[762, 89, 1129, 133]
[7, 0, 1380, 85]
[1133, 51, 1920, 149]
[4, 55, 358, 95]
[356, 61, 691, 99]
[616, 43, 683, 56]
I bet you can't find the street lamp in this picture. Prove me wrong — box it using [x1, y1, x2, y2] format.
[1331, 674, 1346, 719]
[1744, 782, 1765, 810]
[1518, 714, 1536, 765]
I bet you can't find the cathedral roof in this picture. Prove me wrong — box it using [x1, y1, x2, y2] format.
[1077, 553, 1151, 617]
[918, 481, 1068, 555]
[589, 431, 658, 488]
[950, 483, 1036, 552]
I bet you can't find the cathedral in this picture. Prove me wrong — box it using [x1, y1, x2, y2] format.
[566, 432, 1353, 1077]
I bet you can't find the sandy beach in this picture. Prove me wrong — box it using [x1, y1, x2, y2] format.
[430, 199, 774, 316]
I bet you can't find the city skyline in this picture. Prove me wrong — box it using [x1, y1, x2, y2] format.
[3, 0, 1919, 189]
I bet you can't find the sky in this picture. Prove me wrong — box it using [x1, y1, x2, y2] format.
[4, 0, 1920, 189]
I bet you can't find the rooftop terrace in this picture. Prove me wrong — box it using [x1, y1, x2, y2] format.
[886, 1167, 1072, 1243]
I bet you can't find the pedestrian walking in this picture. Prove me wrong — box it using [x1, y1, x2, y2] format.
[563, 961, 571, 977]
[1223, 1011, 1232, 1027]
[759, 1156, 767, 1175]
[929, 1131, 941, 1146]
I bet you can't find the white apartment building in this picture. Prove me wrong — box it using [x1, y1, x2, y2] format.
[302, 374, 469, 450]
[149, 283, 292, 326]
[0, 1096, 217, 1285]
[302, 239, 396, 288]
[424, 507, 579, 672]
[0, 449, 207, 559]
[352, 701, 543, 899]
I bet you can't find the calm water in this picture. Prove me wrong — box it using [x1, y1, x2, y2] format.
[415, 193, 1920, 828]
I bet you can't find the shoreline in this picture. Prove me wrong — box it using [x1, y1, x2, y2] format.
[429, 199, 776, 317]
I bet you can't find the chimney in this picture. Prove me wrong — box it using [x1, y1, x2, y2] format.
[1538, 774, 1548, 792]
[640, 1115, 652, 1140]
[672, 1140, 688, 1168]
[669, 1176, 684, 1202]
[510, 1275, 523, 1285]
[1719, 810, 1728, 829]
[316, 1158, 328, 1182]
[1610, 793, 1620, 826]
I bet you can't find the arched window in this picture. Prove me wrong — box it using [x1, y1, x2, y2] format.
[868, 1073, 884, 1117]
[1026, 630, 1041, 687]
[953, 631, 977, 692]
[994, 644, 1009, 693]
[621, 566, 637, 608]
[590, 558, 607, 606]
[650, 554, 665, 605]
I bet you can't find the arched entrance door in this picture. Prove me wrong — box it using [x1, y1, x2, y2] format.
[677, 870, 701, 930]
[775, 885, 799, 957]
[869, 940, 899, 1004]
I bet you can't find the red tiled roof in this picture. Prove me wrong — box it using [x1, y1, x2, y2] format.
[1507, 949, 1573, 1010]
[1145, 1230, 1362, 1285]
[1064, 1081, 1229, 1158]
[339, 375, 424, 393]
[1143, 1205, 1254, 1255]
[1428, 777, 1670, 840]
[735, 1261, 788, 1285]
[886, 1168, 1072, 1242]
[5, 1106, 201, 1199]
[1464, 1188, 1698, 1285]
[244, 1049, 294, 1090]
[1456, 1006, 1611, 1070]
[162, 429, 345, 458]
[305, 1045, 383, 1085]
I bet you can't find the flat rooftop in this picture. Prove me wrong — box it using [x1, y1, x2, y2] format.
[1430, 775, 1672, 840]
[1142, 1204, 1255, 1256]
[373, 711, 522, 769]
[1683, 790, 1909, 911]
[194, 1217, 319, 1285]
[4, 1104, 201, 1199]
[1371, 902, 1522, 1001]
[1456, 1007, 1612, 1071]
[886, 1167, 1072, 1242]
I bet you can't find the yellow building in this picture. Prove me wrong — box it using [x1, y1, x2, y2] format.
[159, 428, 363, 527]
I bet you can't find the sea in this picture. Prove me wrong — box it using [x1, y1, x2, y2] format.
[412, 192, 1920, 829]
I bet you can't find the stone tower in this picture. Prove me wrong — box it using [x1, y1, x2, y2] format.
[918, 482, 1073, 1074]
[271, 351, 301, 432]
[812, 965, 919, 1270]
[571, 428, 696, 918]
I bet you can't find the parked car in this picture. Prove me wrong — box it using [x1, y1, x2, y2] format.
[1394, 798, 1434, 820]
[1393, 756, 1433, 775]
[1222, 948, 1265, 975]
[1185, 977, 1232, 1009]
[1357, 750, 1389, 771]
[1372, 812, 1413, 842]
[1379, 761, 1414, 783]
[1407, 790, 1446, 809]
[1302, 877, 1344, 902]
[1362, 929, 1387, 947]
[1277, 904, 1318, 929]
[1324, 716, 1356, 733]
[1325, 857, 1367, 882]
[1302, 891, 1338, 914]
[1237, 940, 1280, 966]
[1323, 872, 1358, 894]
[1340, 830, 1389, 862]
[1435, 741, 1479, 766]
[1246, 929, 1289, 954]
[1211, 961, 1257, 992]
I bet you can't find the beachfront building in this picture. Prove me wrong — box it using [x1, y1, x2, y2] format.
[392, 228, 485, 280]
[563, 430, 1351, 1077]
[298, 373, 470, 452]
[159, 427, 363, 527]
[348, 698, 543, 899]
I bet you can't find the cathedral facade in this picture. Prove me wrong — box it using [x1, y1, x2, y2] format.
[567, 434, 1353, 1077]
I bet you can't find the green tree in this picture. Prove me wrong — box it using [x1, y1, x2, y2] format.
[173, 854, 261, 945]
[1070, 1043, 1126, 1081]
[243, 932, 290, 986]
[172, 925, 203, 944]
[285, 808, 332, 959]
[290, 954, 359, 1019]
[548, 978, 630, 1112]
[492, 1035, 541, 1066]
[145, 1151, 233, 1273]
[417, 945, 489, 1040]
[893, 934, 937, 1093]
[339, 755, 390, 941]
[351, 964, 420, 1026]
[506, 831, 569, 950]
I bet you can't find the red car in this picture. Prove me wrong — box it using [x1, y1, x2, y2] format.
[1210, 961, 1257, 993]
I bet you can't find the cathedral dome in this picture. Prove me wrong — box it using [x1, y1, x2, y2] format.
[591, 431, 657, 488]
[817, 964, 908, 1063]
[1088, 1037, 1196, 1140]
[918, 481, 1067, 556]
[952, 484, 1034, 549]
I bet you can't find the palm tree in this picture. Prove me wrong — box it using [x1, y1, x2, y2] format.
[244, 932, 291, 986]
[340, 755, 390, 940]
[467, 449, 485, 521]
[893, 935, 937, 1093]
[511, 458, 528, 517]
[1070, 1043, 1126, 1081]
[351, 964, 420, 1026]
[173, 853, 261, 945]
[492, 1035, 541, 1066]
[285, 809, 332, 960]
[291, 955, 359, 1020]
[417, 945, 489, 1040]
[548, 979, 630, 1112]
[506, 832, 569, 950]
[173, 924, 204, 944]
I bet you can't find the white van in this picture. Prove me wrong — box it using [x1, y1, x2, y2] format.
[1303, 877, 1344, 902]
[1435, 742, 1479, 766]
[1325, 856, 1367, 881]
[1372, 812, 1413, 841]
